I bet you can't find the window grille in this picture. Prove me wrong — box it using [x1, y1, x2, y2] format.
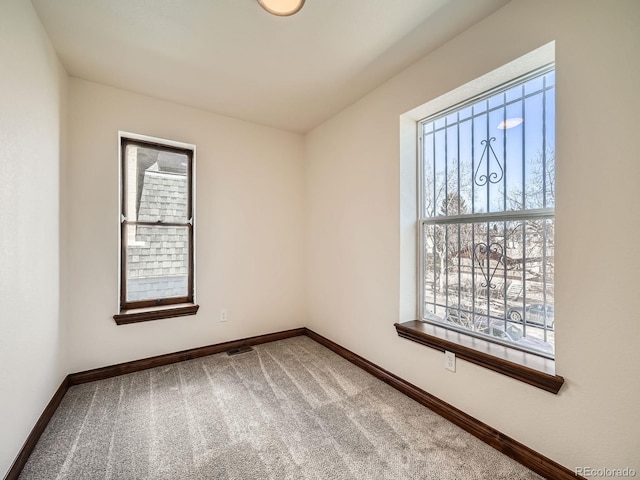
[419, 65, 555, 358]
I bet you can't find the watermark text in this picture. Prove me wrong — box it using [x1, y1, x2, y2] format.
[575, 467, 636, 478]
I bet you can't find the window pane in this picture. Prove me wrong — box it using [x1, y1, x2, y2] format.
[125, 224, 190, 302]
[524, 92, 544, 209]
[472, 112, 488, 214]
[423, 132, 435, 217]
[422, 71, 555, 217]
[544, 87, 556, 209]
[525, 75, 544, 95]
[434, 129, 446, 216]
[423, 218, 554, 356]
[504, 100, 524, 211]
[423, 223, 438, 310]
[446, 125, 459, 215]
[124, 145, 189, 223]
[458, 119, 473, 212]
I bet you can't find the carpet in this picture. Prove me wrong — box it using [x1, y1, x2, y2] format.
[19, 336, 542, 479]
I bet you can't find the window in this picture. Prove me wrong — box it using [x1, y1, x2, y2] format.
[418, 66, 555, 359]
[114, 135, 198, 324]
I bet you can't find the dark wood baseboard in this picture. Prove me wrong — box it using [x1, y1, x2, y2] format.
[68, 327, 306, 385]
[3, 376, 70, 480]
[5, 326, 581, 480]
[304, 328, 582, 480]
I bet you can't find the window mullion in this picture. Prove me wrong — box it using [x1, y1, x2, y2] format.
[421, 208, 554, 225]
[125, 221, 191, 228]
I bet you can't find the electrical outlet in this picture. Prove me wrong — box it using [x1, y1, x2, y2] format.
[445, 351, 456, 372]
[220, 309, 228, 322]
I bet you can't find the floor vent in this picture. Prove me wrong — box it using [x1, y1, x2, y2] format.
[226, 346, 254, 356]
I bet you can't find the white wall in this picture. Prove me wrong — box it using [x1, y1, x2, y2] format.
[305, 0, 640, 472]
[65, 79, 305, 372]
[0, 0, 68, 475]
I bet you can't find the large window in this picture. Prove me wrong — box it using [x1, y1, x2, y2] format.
[419, 66, 555, 359]
[116, 135, 197, 323]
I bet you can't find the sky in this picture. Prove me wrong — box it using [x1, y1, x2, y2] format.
[422, 68, 555, 216]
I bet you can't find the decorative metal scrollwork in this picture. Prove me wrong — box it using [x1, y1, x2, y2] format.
[474, 242, 503, 289]
[474, 137, 503, 187]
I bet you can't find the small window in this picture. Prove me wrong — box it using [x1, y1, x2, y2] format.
[419, 66, 555, 359]
[116, 136, 196, 322]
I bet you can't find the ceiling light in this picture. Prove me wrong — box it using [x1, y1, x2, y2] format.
[258, 0, 305, 16]
[497, 117, 524, 130]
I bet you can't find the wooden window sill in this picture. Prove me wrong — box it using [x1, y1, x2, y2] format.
[394, 320, 564, 394]
[114, 303, 199, 325]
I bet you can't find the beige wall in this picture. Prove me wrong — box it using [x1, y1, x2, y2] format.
[3, 0, 640, 476]
[305, 0, 640, 472]
[65, 79, 305, 372]
[0, 0, 68, 475]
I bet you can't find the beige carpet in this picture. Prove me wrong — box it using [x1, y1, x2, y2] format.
[19, 336, 541, 479]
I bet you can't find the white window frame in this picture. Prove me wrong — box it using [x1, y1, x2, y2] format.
[417, 64, 556, 360]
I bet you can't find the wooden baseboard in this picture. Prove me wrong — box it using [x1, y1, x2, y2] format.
[4, 327, 582, 480]
[68, 327, 306, 385]
[304, 328, 582, 480]
[3, 376, 70, 480]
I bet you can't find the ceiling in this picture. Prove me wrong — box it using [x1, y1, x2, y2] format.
[31, 0, 510, 133]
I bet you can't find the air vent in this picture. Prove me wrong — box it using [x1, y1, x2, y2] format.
[226, 346, 254, 356]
